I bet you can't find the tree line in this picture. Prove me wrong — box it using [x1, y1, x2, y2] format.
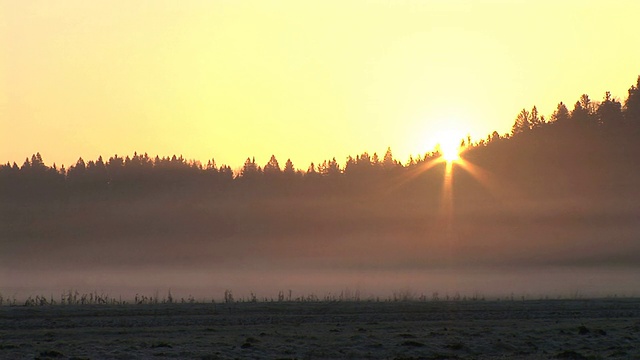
[2, 75, 640, 202]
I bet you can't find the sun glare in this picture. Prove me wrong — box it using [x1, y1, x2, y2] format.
[438, 135, 461, 163]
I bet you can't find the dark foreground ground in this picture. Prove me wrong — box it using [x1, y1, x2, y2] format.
[1, 299, 639, 360]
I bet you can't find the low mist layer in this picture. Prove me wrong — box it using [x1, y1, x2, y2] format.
[3, 80, 640, 300]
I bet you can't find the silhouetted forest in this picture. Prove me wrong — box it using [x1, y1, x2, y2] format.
[2, 76, 640, 270]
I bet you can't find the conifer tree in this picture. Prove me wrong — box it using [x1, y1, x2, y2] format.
[624, 76, 640, 123]
[512, 108, 531, 135]
[551, 102, 570, 123]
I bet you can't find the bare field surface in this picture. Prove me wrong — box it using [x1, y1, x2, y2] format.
[1, 299, 639, 360]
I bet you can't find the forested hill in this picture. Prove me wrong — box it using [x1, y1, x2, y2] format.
[1, 76, 640, 270]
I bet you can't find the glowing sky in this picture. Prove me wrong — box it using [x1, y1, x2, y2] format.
[2, 0, 640, 170]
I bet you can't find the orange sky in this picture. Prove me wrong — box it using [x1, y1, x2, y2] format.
[2, 0, 640, 170]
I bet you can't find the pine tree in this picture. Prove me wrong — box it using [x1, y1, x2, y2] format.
[529, 106, 544, 129]
[283, 159, 295, 175]
[624, 76, 640, 123]
[512, 108, 531, 135]
[241, 157, 260, 179]
[263, 155, 281, 176]
[597, 91, 623, 126]
[551, 102, 570, 123]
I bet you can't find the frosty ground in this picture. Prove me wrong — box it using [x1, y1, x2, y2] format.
[1, 299, 639, 359]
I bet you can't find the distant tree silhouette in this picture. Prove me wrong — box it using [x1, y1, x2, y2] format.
[318, 158, 340, 176]
[571, 94, 596, 124]
[405, 155, 416, 166]
[487, 131, 501, 143]
[283, 159, 296, 177]
[85, 156, 108, 190]
[357, 152, 372, 172]
[371, 152, 380, 168]
[529, 106, 544, 129]
[3, 74, 640, 206]
[330, 158, 341, 176]
[31, 153, 45, 170]
[68, 157, 86, 176]
[383, 147, 395, 170]
[219, 165, 234, 181]
[344, 156, 357, 174]
[597, 91, 623, 126]
[205, 158, 218, 172]
[624, 76, 640, 123]
[241, 157, 260, 179]
[571, 100, 588, 123]
[263, 155, 281, 177]
[512, 108, 531, 135]
[551, 102, 570, 123]
[344, 152, 380, 177]
[306, 162, 318, 177]
[21, 157, 31, 171]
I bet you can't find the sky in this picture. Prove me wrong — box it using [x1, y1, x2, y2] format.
[2, 0, 640, 171]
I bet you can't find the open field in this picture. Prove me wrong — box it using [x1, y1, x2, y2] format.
[1, 299, 639, 359]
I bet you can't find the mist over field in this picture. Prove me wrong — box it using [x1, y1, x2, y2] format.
[3, 113, 640, 301]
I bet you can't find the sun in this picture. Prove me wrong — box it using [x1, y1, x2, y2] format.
[438, 134, 462, 163]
